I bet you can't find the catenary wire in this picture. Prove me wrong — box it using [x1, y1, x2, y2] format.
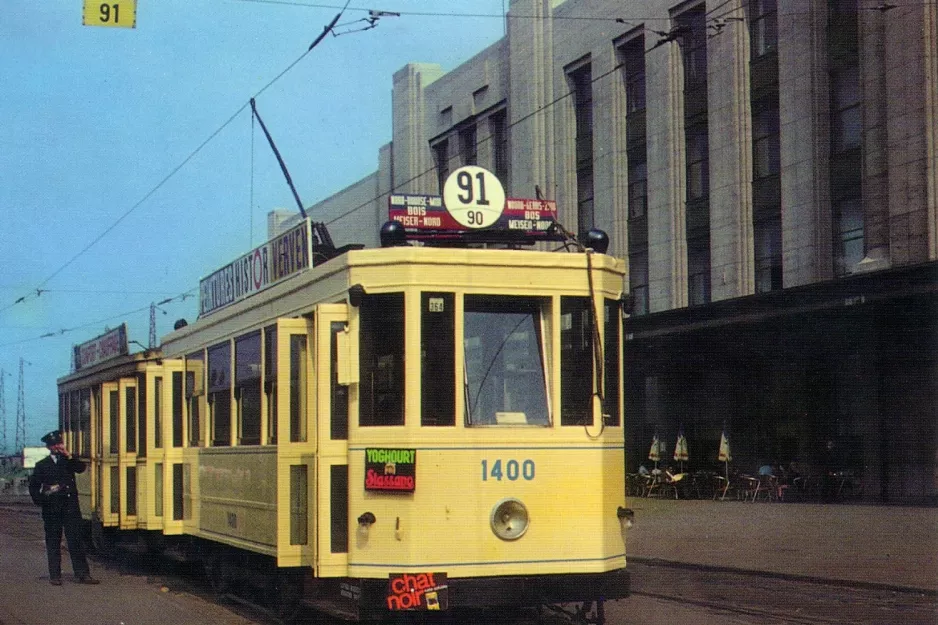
[0, 2, 351, 317]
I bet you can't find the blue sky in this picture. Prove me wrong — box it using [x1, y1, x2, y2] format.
[0, 0, 507, 450]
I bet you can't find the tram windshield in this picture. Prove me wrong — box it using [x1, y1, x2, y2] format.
[463, 296, 549, 426]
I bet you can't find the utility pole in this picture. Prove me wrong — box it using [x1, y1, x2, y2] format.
[149, 302, 158, 349]
[15, 359, 26, 454]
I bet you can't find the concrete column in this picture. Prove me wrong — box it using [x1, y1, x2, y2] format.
[707, 5, 755, 301]
[391, 63, 443, 195]
[646, 40, 687, 312]
[507, 0, 555, 203]
[778, 1, 832, 286]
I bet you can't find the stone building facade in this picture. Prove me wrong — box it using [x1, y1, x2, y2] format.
[288, 0, 938, 503]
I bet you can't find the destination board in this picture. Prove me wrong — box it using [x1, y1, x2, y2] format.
[387, 194, 560, 242]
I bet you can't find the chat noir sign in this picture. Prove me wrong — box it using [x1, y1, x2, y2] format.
[387, 573, 448, 611]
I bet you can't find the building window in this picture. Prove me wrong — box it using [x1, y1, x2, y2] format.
[620, 34, 650, 315]
[235, 331, 262, 445]
[569, 61, 594, 238]
[688, 236, 711, 306]
[752, 102, 780, 180]
[754, 214, 782, 292]
[831, 65, 861, 154]
[834, 198, 864, 274]
[208, 342, 231, 446]
[433, 140, 449, 194]
[679, 7, 708, 94]
[750, 0, 777, 59]
[489, 109, 509, 187]
[686, 120, 710, 201]
[829, 0, 863, 276]
[459, 123, 477, 166]
[629, 250, 650, 316]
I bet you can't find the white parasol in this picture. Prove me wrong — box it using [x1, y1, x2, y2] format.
[648, 434, 661, 469]
[674, 430, 689, 472]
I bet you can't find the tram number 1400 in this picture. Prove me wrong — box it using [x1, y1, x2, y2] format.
[481, 459, 535, 482]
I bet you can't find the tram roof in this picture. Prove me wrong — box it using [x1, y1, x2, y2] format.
[161, 244, 624, 358]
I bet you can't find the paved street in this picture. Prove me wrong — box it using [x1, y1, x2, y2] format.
[2, 496, 936, 624]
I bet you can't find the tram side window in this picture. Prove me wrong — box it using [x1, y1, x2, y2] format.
[69, 391, 80, 454]
[172, 372, 184, 447]
[289, 334, 308, 442]
[78, 388, 90, 457]
[137, 374, 147, 457]
[330, 322, 348, 439]
[186, 351, 204, 447]
[58, 393, 66, 435]
[154, 377, 163, 448]
[208, 342, 232, 446]
[264, 326, 277, 444]
[126, 387, 137, 453]
[235, 331, 262, 445]
[109, 390, 119, 454]
[359, 293, 405, 427]
[561, 297, 593, 426]
[422, 292, 455, 426]
[603, 298, 621, 426]
[464, 296, 550, 426]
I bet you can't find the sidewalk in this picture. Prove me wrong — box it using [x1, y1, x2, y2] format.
[625, 498, 938, 594]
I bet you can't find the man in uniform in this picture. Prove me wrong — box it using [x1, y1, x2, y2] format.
[28, 430, 100, 585]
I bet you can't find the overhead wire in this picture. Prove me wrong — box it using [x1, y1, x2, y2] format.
[0, 2, 352, 318]
[0, 289, 198, 349]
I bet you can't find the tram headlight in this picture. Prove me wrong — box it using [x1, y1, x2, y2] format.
[490, 498, 529, 541]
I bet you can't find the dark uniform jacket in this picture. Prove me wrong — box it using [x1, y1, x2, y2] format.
[28, 455, 86, 506]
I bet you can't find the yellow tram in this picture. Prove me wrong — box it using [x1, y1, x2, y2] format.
[56, 169, 631, 622]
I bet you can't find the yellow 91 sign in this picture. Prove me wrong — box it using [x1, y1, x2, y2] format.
[83, 0, 136, 28]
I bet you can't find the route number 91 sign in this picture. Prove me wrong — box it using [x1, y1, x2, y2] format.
[83, 0, 137, 28]
[442, 166, 505, 229]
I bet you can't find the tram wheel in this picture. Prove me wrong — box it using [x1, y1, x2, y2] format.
[206, 550, 232, 600]
[89, 518, 117, 558]
[264, 567, 304, 623]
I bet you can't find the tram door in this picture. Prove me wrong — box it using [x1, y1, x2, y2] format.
[315, 304, 350, 577]
[117, 377, 139, 529]
[100, 382, 120, 527]
[275, 318, 316, 568]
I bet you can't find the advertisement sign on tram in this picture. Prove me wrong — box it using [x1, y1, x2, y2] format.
[199, 219, 312, 317]
[73, 323, 128, 371]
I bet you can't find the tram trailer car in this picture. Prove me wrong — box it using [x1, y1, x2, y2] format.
[57, 218, 631, 622]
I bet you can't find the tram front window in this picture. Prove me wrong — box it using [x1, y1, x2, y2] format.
[464, 296, 549, 426]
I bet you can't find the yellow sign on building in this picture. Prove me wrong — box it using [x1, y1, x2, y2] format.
[82, 1, 136, 28]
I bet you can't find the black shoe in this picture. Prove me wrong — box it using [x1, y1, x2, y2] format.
[77, 576, 100, 585]
[50, 578, 62, 586]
